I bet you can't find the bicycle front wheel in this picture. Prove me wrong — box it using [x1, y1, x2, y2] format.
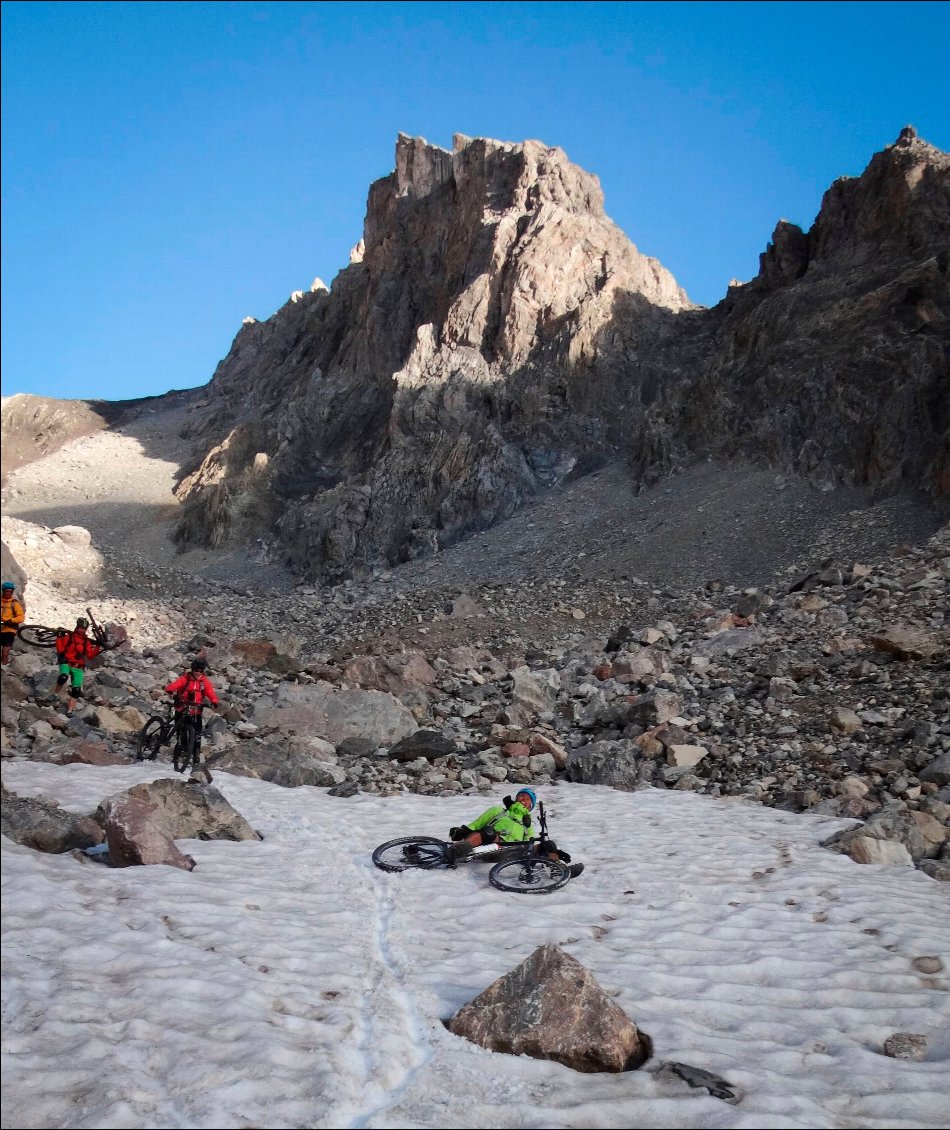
[136, 717, 166, 761]
[489, 856, 570, 894]
[372, 836, 450, 873]
[173, 720, 197, 773]
[17, 624, 61, 648]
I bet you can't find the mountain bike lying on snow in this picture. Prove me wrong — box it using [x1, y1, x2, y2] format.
[135, 701, 201, 773]
[17, 607, 119, 652]
[372, 802, 578, 894]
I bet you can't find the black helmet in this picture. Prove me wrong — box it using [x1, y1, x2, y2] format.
[191, 656, 208, 671]
[76, 617, 89, 629]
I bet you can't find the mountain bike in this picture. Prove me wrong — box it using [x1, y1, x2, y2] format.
[371, 802, 574, 894]
[85, 607, 119, 652]
[136, 702, 200, 772]
[16, 624, 62, 648]
[18, 607, 118, 651]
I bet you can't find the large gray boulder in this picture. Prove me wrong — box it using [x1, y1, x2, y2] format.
[207, 744, 347, 788]
[447, 943, 652, 1073]
[109, 779, 262, 841]
[387, 729, 456, 762]
[99, 793, 196, 871]
[822, 804, 947, 867]
[0, 539, 27, 592]
[564, 739, 652, 791]
[1, 786, 105, 854]
[253, 680, 416, 748]
[510, 666, 561, 715]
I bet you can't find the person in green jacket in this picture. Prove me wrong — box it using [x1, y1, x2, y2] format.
[448, 788, 583, 877]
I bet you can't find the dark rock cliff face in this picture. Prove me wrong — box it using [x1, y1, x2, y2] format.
[662, 126, 950, 496]
[171, 127, 949, 581]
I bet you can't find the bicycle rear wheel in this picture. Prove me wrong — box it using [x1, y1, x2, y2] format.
[136, 717, 167, 761]
[173, 720, 197, 773]
[17, 624, 61, 648]
[489, 856, 570, 894]
[372, 836, 450, 872]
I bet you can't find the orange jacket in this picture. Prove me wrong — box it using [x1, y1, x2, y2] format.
[1, 595, 25, 629]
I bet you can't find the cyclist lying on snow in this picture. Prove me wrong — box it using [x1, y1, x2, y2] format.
[447, 788, 584, 878]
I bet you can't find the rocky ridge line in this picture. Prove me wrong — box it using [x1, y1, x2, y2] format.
[160, 127, 950, 584]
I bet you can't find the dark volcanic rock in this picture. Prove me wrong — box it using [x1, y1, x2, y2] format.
[669, 127, 950, 500]
[1, 786, 105, 853]
[387, 729, 457, 762]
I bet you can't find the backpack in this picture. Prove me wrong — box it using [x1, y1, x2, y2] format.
[177, 673, 206, 709]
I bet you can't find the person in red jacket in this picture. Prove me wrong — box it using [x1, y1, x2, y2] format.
[164, 655, 219, 764]
[54, 616, 102, 717]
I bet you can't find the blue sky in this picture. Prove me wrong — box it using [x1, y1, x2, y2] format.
[2, 1, 948, 402]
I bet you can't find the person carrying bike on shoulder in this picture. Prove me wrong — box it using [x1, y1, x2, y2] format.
[54, 616, 102, 716]
[447, 788, 583, 877]
[165, 656, 219, 763]
[1, 581, 25, 666]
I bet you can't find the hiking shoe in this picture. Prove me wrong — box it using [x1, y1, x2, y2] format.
[568, 863, 584, 879]
[449, 842, 473, 863]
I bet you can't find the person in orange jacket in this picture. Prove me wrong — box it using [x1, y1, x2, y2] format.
[54, 616, 102, 716]
[164, 655, 219, 764]
[1, 581, 26, 665]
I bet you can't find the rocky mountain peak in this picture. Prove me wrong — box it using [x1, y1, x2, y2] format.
[12, 129, 942, 587]
[362, 131, 690, 360]
[756, 127, 949, 289]
[168, 132, 696, 578]
[808, 126, 949, 268]
[393, 132, 454, 199]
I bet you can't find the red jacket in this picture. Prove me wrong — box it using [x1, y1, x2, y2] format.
[55, 629, 101, 668]
[165, 671, 219, 713]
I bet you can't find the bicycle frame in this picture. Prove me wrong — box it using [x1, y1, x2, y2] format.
[85, 607, 117, 651]
[462, 802, 554, 863]
[147, 703, 196, 744]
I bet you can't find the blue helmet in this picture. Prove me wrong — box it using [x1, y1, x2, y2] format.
[516, 787, 537, 810]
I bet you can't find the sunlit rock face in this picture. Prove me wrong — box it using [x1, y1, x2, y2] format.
[170, 132, 691, 580]
[163, 128, 948, 581]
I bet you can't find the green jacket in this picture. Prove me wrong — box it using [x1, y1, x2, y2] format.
[469, 800, 533, 843]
